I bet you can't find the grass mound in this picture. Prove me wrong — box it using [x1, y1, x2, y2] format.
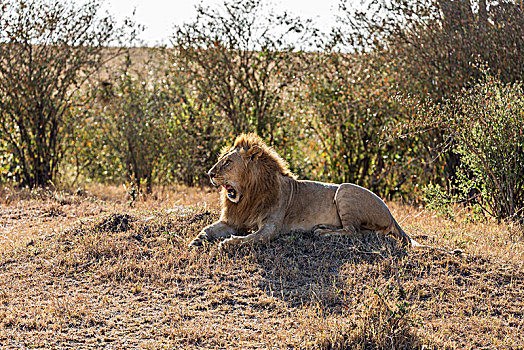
[95, 213, 135, 233]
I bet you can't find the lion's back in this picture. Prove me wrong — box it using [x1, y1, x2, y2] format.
[282, 179, 341, 232]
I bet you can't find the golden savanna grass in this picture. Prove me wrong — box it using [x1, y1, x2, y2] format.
[0, 185, 522, 349]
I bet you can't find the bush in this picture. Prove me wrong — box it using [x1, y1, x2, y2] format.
[0, 0, 134, 187]
[303, 50, 424, 197]
[422, 73, 524, 223]
[71, 51, 225, 189]
[343, 0, 524, 187]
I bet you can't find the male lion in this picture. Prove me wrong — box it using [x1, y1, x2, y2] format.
[188, 133, 429, 251]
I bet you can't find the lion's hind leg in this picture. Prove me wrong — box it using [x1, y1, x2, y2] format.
[312, 224, 357, 237]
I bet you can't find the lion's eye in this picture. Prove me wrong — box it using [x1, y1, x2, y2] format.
[224, 160, 231, 167]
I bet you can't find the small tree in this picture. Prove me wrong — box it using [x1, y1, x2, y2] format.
[172, 0, 313, 140]
[0, 0, 135, 187]
[74, 53, 173, 193]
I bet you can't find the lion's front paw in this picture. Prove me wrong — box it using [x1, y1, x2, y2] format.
[188, 232, 212, 247]
[218, 236, 242, 251]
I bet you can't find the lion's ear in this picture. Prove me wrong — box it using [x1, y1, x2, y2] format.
[244, 145, 263, 162]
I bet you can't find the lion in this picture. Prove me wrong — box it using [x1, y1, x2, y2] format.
[189, 133, 457, 253]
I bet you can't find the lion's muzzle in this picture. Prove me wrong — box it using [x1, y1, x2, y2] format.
[207, 169, 217, 186]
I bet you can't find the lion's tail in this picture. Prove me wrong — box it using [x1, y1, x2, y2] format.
[393, 218, 462, 255]
[393, 219, 421, 247]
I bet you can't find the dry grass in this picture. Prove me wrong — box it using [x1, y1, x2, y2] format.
[0, 185, 522, 349]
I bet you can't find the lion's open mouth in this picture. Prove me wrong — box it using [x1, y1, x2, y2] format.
[223, 184, 237, 200]
[221, 184, 242, 202]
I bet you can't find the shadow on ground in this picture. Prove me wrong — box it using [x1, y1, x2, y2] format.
[242, 230, 406, 310]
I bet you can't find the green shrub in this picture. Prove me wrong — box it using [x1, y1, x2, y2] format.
[424, 73, 524, 224]
[72, 54, 173, 192]
[421, 183, 456, 220]
[344, 0, 524, 190]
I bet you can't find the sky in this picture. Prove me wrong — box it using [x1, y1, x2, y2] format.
[96, 0, 345, 46]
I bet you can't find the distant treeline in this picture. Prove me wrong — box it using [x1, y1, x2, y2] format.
[0, 0, 523, 223]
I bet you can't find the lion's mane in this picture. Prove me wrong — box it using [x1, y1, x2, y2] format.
[221, 133, 295, 230]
